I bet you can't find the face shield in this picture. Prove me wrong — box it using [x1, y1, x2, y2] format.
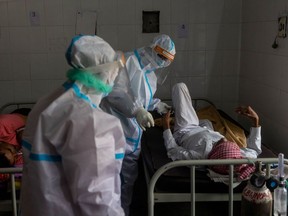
[67, 57, 125, 94]
[91, 52, 125, 86]
[151, 35, 176, 85]
[135, 34, 176, 85]
[154, 67, 171, 85]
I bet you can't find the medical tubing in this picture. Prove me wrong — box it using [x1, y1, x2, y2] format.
[66, 68, 112, 93]
[278, 153, 284, 178]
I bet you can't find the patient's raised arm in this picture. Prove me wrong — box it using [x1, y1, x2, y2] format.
[235, 106, 259, 127]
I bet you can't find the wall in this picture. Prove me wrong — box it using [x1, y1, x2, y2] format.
[0, 0, 241, 118]
[240, 0, 288, 154]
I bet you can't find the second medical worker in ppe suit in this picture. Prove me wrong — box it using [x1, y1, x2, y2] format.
[20, 35, 126, 216]
[100, 34, 176, 215]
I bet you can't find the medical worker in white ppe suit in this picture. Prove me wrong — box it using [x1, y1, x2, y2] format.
[20, 35, 126, 216]
[100, 34, 176, 215]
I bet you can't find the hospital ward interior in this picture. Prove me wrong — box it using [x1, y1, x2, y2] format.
[1, 0, 288, 216]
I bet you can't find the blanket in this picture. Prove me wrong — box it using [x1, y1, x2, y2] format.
[196, 105, 247, 148]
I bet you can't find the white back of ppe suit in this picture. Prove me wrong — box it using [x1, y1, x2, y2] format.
[20, 81, 125, 216]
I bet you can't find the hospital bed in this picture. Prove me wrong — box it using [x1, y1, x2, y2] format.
[0, 102, 35, 114]
[141, 98, 281, 216]
[0, 102, 35, 216]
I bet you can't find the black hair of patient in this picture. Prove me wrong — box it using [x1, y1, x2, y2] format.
[11, 108, 31, 116]
[0, 153, 12, 168]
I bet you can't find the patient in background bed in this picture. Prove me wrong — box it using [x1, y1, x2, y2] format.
[161, 82, 262, 180]
[0, 108, 31, 170]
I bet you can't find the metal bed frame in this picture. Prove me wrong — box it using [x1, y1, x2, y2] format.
[4, 157, 281, 216]
[0, 102, 35, 113]
[147, 158, 285, 216]
[141, 98, 281, 216]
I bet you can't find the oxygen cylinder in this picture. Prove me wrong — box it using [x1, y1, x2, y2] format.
[241, 161, 273, 216]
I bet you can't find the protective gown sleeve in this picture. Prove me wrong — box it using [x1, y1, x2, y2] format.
[147, 98, 161, 111]
[240, 127, 262, 158]
[101, 67, 142, 117]
[163, 129, 202, 160]
[57, 111, 125, 216]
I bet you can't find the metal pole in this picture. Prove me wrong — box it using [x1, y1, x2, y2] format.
[229, 165, 234, 216]
[190, 166, 195, 216]
[11, 174, 17, 216]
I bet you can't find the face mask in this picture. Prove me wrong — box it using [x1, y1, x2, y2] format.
[156, 57, 166, 68]
[153, 45, 174, 69]
[143, 48, 172, 71]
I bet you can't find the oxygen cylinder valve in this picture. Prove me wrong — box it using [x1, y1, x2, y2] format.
[249, 161, 266, 188]
[266, 176, 278, 192]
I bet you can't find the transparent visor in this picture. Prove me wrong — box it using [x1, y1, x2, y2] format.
[139, 47, 172, 72]
[87, 58, 125, 86]
[67, 58, 125, 94]
[155, 67, 171, 85]
[150, 47, 172, 85]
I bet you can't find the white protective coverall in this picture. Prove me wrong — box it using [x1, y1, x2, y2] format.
[100, 34, 176, 215]
[163, 82, 262, 160]
[20, 35, 126, 216]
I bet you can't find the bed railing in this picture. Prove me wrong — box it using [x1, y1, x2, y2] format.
[1, 158, 284, 216]
[148, 158, 286, 216]
[0, 102, 35, 114]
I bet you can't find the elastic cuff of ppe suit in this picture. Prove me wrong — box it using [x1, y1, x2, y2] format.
[133, 107, 145, 116]
[131, 102, 145, 116]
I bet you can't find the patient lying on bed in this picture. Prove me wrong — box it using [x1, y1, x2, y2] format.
[161, 82, 262, 180]
[0, 108, 30, 182]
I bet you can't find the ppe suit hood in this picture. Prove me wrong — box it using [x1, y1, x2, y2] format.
[66, 35, 116, 68]
[65, 35, 124, 90]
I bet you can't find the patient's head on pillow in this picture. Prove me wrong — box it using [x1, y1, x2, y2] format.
[0, 142, 16, 167]
[11, 108, 31, 116]
[208, 140, 255, 180]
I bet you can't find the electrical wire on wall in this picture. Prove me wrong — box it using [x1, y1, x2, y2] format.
[75, 10, 98, 35]
[272, 36, 279, 49]
[272, 15, 287, 49]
